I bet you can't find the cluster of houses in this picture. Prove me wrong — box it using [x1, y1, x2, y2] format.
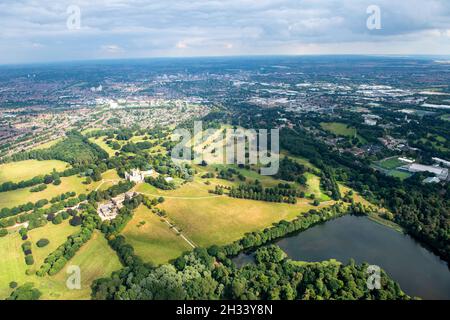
[97, 191, 138, 221]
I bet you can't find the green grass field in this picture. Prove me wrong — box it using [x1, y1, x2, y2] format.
[159, 195, 333, 247]
[29, 221, 81, 267]
[0, 227, 121, 300]
[89, 137, 117, 157]
[49, 231, 122, 300]
[387, 170, 412, 180]
[0, 175, 105, 209]
[320, 122, 366, 143]
[135, 163, 334, 248]
[122, 205, 192, 265]
[418, 134, 449, 152]
[0, 221, 79, 299]
[32, 138, 63, 151]
[376, 157, 404, 170]
[0, 160, 69, 184]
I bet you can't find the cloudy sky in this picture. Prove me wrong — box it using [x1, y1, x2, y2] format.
[0, 0, 449, 64]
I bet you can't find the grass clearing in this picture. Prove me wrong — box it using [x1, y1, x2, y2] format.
[48, 231, 122, 300]
[0, 160, 69, 184]
[0, 175, 105, 209]
[29, 221, 81, 267]
[89, 137, 117, 157]
[32, 138, 63, 150]
[159, 195, 333, 247]
[320, 122, 366, 143]
[388, 170, 412, 180]
[122, 205, 191, 265]
[0, 221, 80, 299]
[376, 157, 404, 170]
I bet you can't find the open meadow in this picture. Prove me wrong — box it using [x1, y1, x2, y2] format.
[320, 122, 366, 143]
[122, 205, 192, 265]
[0, 172, 115, 209]
[0, 160, 69, 184]
[0, 224, 121, 300]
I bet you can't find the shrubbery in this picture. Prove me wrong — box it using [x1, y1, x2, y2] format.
[36, 238, 50, 248]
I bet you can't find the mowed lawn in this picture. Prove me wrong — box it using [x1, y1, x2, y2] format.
[0, 175, 104, 209]
[122, 205, 192, 265]
[159, 195, 333, 247]
[0, 160, 69, 184]
[376, 157, 404, 170]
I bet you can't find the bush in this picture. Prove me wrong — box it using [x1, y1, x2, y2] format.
[21, 241, 32, 252]
[52, 215, 63, 225]
[69, 216, 82, 226]
[7, 283, 41, 300]
[25, 269, 35, 276]
[9, 281, 18, 289]
[30, 184, 47, 193]
[0, 229, 7, 237]
[36, 238, 50, 248]
[25, 255, 34, 265]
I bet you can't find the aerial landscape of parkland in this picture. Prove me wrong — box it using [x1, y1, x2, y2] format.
[0, 0, 449, 304]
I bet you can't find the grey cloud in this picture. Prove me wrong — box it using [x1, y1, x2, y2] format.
[0, 0, 449, 64]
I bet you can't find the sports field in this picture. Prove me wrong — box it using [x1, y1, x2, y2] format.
[0, 160, 69, 184]
[376, 157, 404, 170]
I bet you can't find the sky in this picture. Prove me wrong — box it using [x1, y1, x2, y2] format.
[0, 0, 450, 64]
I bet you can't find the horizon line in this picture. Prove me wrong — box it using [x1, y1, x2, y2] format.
[2, 53, 450, 68]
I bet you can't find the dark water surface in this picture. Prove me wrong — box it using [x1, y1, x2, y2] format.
[233, 215, 450, 300]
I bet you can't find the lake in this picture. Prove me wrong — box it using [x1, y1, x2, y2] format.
[233, 215, 450, 300]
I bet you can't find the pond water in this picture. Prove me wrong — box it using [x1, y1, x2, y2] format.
[233, 215, 450, 300]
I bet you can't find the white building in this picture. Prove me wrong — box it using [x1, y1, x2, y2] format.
[399, 157, 415, 164]
[432, 157, 450, 168]
[125, 169, 154, 183]
[423, 177, 441, 184]
[403, 164, 449, 181]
